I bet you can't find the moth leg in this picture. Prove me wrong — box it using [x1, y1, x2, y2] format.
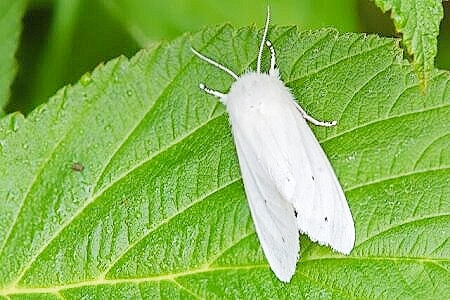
[294, 102, 337, 127]
[199, 83, 226, 100]
[264, 40, 335, 127]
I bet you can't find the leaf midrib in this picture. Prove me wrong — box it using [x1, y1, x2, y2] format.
[2, 256, 447, 296]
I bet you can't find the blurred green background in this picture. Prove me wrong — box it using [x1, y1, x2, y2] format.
[6, 0, 450, 114]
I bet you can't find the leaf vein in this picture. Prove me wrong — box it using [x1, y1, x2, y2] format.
[171, 279, 203, 299]
[323, 102, 450, 143]
[346, 166, 449, 192]
[339, 59, 394, 124]
[356, 213, 450, 250]
[289, 38, 394, 85]
[100, 177, 241, 278]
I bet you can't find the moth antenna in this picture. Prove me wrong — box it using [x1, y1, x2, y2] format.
[265, 40, 276, 75]
[257, 6, 271, 74]
[191, 47, 239, 80]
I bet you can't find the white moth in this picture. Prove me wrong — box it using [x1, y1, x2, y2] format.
[192, 8, 355, 282]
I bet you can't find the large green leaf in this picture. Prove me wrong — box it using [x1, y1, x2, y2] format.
[0, 25, 448, 298]
[373, 0, 443, 88]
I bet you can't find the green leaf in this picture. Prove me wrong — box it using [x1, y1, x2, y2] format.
[0, 25, 449, 298]
[373, 0, 444, 88]
[0, 0, 27, 116]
